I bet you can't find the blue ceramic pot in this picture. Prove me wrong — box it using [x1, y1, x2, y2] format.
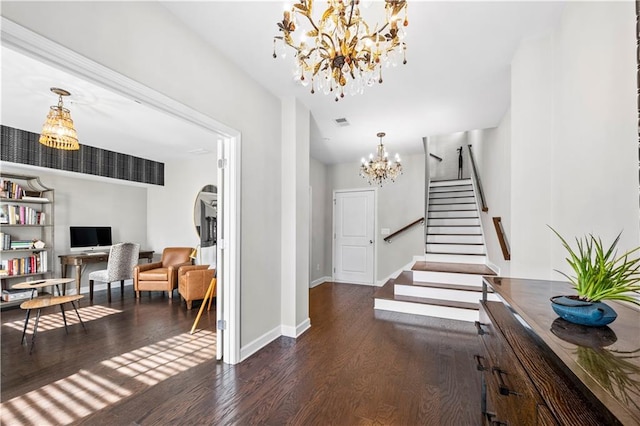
[550, 296, 617, 327]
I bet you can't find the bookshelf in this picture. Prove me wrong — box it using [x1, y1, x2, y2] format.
[0, 173, 54, 309]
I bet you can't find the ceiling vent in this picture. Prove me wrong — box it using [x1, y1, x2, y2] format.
[334, 117, 350, 127]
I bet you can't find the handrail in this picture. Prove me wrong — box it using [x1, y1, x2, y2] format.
[467, 144, 488, 212]
[492, 217, 510, 260]
[429, 153, 443, 162]
[384, 217, 425, 243]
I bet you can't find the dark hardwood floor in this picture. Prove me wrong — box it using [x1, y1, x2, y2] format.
[1, 282, 481, 425]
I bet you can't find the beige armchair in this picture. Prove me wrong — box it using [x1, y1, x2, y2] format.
[134, 247, 193, 299]
[178, 265, 216, 309]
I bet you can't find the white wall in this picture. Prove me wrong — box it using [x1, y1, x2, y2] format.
[429, 132, 469, 181]
[328, 153, 425, 282]
[2, 1, 284, 349]
[147, 153, 217, 258]
[1, 162, 148, 288]
[280, 97, 310, 337]
[475, 113, 512, 276]
[549, 1, 638, 275]
[509, 1, 638, 279]
[309, 157, 329, 284]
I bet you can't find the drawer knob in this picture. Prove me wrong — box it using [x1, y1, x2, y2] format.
[474, 321, 487, 335]
[485, 413, 507, 426]
[473, 354, 488, 371]
[492, 367, 522, 397]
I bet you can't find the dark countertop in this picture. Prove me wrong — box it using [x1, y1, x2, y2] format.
[484, 276, 640, 425]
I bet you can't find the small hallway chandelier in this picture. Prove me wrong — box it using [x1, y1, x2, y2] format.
[273, 0, 408, 101]
[39, 87, 79, 150]
[360, 132, 402, 186]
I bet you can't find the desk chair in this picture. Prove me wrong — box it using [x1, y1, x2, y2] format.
[88, 242, 140, 302]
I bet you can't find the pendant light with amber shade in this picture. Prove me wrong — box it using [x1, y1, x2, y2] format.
[39, 87, 79, 150]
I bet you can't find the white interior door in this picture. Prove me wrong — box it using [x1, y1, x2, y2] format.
[334, 190, 375, 284]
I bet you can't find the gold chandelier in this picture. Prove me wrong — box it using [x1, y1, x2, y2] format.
[274, 0, 408, 101]
[39, 87, 79, 150]
[360, 132, 402, 186]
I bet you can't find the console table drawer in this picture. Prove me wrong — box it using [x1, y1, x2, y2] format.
[479, 302, 545, 425]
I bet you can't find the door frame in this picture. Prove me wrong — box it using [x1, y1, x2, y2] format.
[332, 188, 377, 285]
[2, 18, 242, 364]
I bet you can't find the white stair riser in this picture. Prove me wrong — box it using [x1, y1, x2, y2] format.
[428, 218, 479, 226]
[374, 298, 478, 322]
[427, 234, 484, 244]
[430, 190, 475, 199]
[427, 243, 485, 254]
[429, 211, 479, 219]
[429, 204, 477, 212]
[413, 270, 484, 285]
[424, 253, 488, 264]
[430, 197, 476, 205]
[394, 285, 500, 303]
[429, 186, 473, 194]
[430, 179, 472, 188]
[427, 226, 481, 235]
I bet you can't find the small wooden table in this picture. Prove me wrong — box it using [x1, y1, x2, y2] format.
[14, 278, 86, 353]
[13, 277, 76, 297]
[59, 250, 154, 295]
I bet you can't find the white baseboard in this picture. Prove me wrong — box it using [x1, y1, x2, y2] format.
[240, 325, 281, 362]
[375, 254, 424, 286]
[282, 317, 311, 338]
[78, 279, 133, 295]
[310, 276, 331, 288]
[240, 318, 311, 361]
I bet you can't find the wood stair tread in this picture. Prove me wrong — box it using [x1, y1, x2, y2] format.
[426, 242, 484, 246]
[394, 271, 492, 293]
[412, 261, 496, 276]
[374, 280, 479, 310]
[426, 251, 486, 256]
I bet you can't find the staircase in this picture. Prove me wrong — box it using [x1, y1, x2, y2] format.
[374, 178, 498, 322]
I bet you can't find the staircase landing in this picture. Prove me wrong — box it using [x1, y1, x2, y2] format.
[412, 261, 495, 276]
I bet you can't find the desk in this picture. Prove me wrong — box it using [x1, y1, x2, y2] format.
[59, 251, 154, 295]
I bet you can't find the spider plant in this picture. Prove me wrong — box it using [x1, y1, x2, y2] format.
[550, 227, 640, 306]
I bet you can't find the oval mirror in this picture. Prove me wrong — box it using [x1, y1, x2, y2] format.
[194, 184, 217, 248]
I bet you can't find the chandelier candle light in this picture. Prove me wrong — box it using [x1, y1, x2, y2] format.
[274, 0, 408, 101]
[39, 87, 79, 150]
[360, 132, 402, 186]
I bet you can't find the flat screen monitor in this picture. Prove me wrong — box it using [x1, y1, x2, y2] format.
[69, 226, 113, 252]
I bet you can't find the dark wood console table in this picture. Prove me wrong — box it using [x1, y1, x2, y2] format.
[478, 276, 639, 425]
[59, 250, 154, 295]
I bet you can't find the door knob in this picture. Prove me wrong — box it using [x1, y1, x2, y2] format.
[369, 240, 373, 244]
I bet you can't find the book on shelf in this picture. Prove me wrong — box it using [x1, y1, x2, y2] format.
[0, 205, 7, 224]
[0, 232, 9, 250]
[9, 240, 33, 250]
[4, 205, 45, 225]
[0, 251, 47, 276]
[0, 179, 24, 199]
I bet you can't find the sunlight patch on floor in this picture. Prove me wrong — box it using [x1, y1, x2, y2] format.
[0, 330, 216, 425]
[2, 306, 122, 334]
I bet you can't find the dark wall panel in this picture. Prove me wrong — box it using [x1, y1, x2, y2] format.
[0, 125, 164, 186]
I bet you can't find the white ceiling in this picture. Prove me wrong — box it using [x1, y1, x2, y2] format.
[1, 1, 565, 165]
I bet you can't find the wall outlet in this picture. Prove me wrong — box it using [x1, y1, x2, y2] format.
[381, 228, 390, 235]
[316, 264, 320, 271]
